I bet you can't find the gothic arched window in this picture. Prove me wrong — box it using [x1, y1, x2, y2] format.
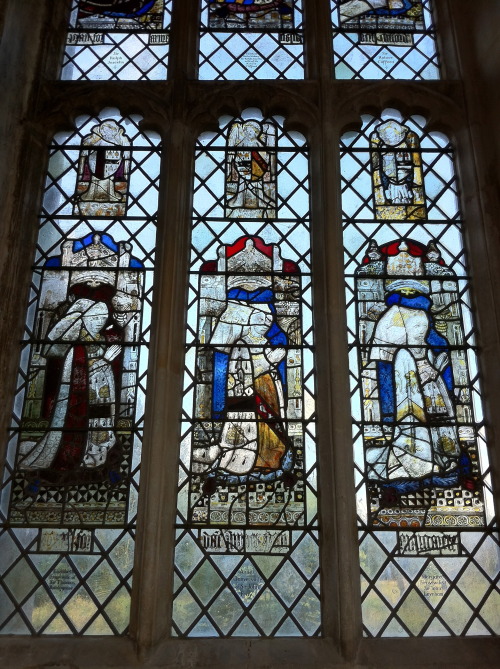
[342, 110, 500, 637]
[0, 110, 160, 634]
[173, 110, 320, 637]
[1, 1, 500, 666]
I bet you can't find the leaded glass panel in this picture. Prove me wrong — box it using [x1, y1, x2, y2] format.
[199, 1, 304, 80]
[61, 1, 172, 81]
[0, 110, 160, 635]
[331, 0, 439, 79]
[173, 110, 320, 637]
[342, 110, 500, 636]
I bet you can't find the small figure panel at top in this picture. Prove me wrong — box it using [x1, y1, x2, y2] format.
[62, 0, 171, 80]
[225, 120, 277, 219]
[199, 0, 303, 80]
[76, 0, 165, 30]
[371, 118, 426, 220]
[339, 0, 425, 36]
[73, 119, 131, 217]
[332, 0, 439, 79]
[208, 0, 295, 30]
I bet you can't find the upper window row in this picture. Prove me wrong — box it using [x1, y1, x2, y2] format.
[61, 0, 439, 81]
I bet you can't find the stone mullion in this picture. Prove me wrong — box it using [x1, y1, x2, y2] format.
[129, 0, 201, 651]
[316, 79, 365, 657]
[306, 0, 363, 654]
[130, 111, 194, 652]
[130, 6, 200, 653]
[168, 0, 200, 81]
[446, 0, 500, 530]
[304, 0, 335, 81]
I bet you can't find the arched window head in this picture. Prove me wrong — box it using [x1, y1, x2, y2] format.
[0, 109, 161, 635]
[342, 109, 500, 637]
[173, 110, 320, 637]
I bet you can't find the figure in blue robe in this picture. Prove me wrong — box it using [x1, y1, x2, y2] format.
[193, 285, 295, 486]
[366, 281, 471, 493]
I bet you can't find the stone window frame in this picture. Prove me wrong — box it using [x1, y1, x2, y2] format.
[0, 1, 499, 667]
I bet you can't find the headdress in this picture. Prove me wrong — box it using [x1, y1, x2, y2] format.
[61, 233, 132, 288]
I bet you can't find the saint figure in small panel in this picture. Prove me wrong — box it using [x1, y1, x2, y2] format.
[371, 119, 426, 220]
[74, 120, 131, 217]
[225, 120, 276, 219]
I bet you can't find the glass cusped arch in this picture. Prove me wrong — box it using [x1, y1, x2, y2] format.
[341, 109, 500, 637]
[173, 109, 320, 637]
[0, 109, 161, 635]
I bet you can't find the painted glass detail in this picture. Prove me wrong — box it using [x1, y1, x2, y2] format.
[61, 0, 172, 80]
[173, 111, 319, 637]
[199, 1, 304, 80]
[74, 120, 132, 217]
[342, 110, 500, 637]
[225, 120, 277, 218]
[0, 111, 160, 635]
[371, 119, 426, 220]
[331, 0, 439, 79]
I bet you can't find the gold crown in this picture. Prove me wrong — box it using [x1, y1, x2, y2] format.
[60, 234, 132, 287]
[386, 241, 424, 277]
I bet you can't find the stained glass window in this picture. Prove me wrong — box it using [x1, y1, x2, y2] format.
[342, 110, 500, 636]
[61, 0, 172, 80]
[173, 110, 320, 637]
[199, 1, 304, 80]
[0, 110, 160, 634]
[331, 0, 439, 79]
